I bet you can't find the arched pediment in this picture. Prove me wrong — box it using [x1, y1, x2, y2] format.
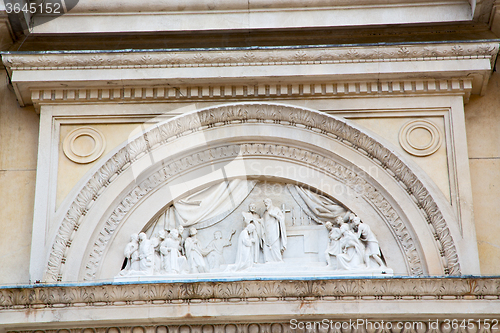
[45, 102, 463, 282]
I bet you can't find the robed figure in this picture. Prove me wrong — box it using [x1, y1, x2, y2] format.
[242, 203, 263, 263]
[138, 232, 155, 275]
[184, 228, 207, 273]
[160, 229, 186, 274]
[262, 198, 287, 262]
[226, 224, 256, 271]
[324, 222, 342, 269]
[336, 223, 365, 270]
[120, 233, 140, 275]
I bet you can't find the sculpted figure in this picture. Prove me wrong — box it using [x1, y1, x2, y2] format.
[227, 223, 257, 271]
[242, 203, 264, 262]
[184, 228, 207, 273]
[152, 230, 166, 274]
[262, 198, 287, 262]
[120, 233, 140, 275]
[352, 216, 386, 267]
[324, 222, 342, 269]
[336, 223, 365, 270]
[203, 230, 236, 270]
[138, 232, 155, 274]
[177, 225, 185, 255]
[160, 228, 187, 274]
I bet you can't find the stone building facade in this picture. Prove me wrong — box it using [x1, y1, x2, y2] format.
[0, 0, 500, 331]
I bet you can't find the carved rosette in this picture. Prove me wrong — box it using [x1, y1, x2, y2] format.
[62, 127, 106, 164]
[399, 120, 442, 157]
[46, 103, 461, 283]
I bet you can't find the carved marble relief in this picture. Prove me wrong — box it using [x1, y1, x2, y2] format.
[48, 103, 462, 283]
[116, 181, 391, 280]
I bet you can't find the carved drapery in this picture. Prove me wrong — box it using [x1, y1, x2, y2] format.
[46, 103, 461, 282]
[148, 179, 257, 233]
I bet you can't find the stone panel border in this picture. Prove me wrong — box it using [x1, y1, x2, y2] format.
[45, 103, 461, 282]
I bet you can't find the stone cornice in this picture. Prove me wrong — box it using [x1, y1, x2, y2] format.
[2, 277, 500, 331]
[2, 43, 497, 107]
[4, 43, 498, 70]
[1, 277, 499, 308]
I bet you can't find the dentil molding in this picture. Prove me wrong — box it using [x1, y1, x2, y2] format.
[27, 78, 474, 113]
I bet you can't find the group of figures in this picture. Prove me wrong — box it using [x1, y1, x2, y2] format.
[228, 198, 287, 271]
[118, 197, 386, 277]
[119, 198, 288, 276]
[324, 214, 386, 270]
[119, 224, 236, 276]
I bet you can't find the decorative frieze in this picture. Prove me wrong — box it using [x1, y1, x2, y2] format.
[1, 278, 499, 309]
[3, 43, 495, 108]
[4, 43, 498, 70]
[0, 278, 500, 310]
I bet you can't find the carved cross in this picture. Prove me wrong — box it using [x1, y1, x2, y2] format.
[281, 203, 292, 225]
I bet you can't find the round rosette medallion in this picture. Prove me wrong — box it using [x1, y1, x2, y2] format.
[63, 127, 106, 164]
[399, 119, 442, 157]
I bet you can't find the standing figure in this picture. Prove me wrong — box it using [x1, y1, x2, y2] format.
[138, 232, 155, 275]
[227, 224, 256, 272]
[184, 228, 207, 273]
[242, 203, 263, 262]
[352, 216, 386, 268]
[203, 230, 236, 270]
[324, 222, 342, 269]
[152, 230, 166, 274]
[177, 225, 185, 255]
[120, 233, 140, 275]
[262, 198, 287, 262]
[160, 228, 186, 274]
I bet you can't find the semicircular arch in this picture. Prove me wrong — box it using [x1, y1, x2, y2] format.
[45, 102, 463, 282]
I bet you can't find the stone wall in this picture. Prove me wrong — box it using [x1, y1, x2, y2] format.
[0, 72, 38, 285]
[465, 68, 500, 275]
